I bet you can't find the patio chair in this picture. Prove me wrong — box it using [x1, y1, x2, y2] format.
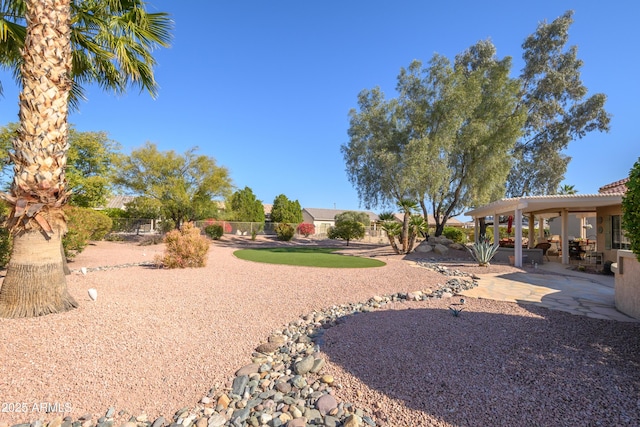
[535, 242, 552, 262]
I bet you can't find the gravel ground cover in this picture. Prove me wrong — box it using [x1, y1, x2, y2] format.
[1, 236, 639, 427]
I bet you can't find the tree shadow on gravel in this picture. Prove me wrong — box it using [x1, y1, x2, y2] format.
[319, 302, 640, 426]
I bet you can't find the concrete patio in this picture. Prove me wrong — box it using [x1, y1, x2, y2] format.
[460, 262, 637, 322]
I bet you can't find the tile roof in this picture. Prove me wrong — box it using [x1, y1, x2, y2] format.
[303, 207, 379, 222]
[598, 178, 629, 194]
[391, 213, 464, 226]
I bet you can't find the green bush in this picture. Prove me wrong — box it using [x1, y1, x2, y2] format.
[0, 201, 12, 268]
[159, 219, 176, 233]
[204, 224, 224, 240]
[0, 227, 12, 269]
[101, 208, 128, 219]
[156, 222, 210, 268]
[623, 157, 640, 260]
[275, 223, 295, 241]
[63, 206, 113, 259]
[327, 221, 365, 246]
[443, 227, 466, 243]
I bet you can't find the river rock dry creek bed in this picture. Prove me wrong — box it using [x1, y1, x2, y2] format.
[1, 237, 639, 427]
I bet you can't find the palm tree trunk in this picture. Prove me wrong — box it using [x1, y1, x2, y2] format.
[402, 212, 410, 253]
[0, 229, 77, 318]
[407, 231, 417, 254]
[387, 234, 401, 254]
[0, 0, 75, 318]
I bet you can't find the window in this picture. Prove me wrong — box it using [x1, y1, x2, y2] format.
[611, 215, 631, 250]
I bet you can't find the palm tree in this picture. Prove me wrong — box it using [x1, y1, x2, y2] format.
[0, 0, 171, 318]
[397, 198, 418, 253]
[407, 215, 428, 254]
[1, 0, 172, 106]
[557, 184, 577, 195]
[379, 212, 401, 254]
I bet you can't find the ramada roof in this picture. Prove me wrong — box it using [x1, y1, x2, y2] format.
[465, 193, 624, 218]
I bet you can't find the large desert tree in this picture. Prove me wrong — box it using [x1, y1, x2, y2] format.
[114, 143, 233, 229]
[0, 0, 171, 318]
[506, 11, 610, 196]
[343, 11, 609, 237]
[343, 41, 525, 236]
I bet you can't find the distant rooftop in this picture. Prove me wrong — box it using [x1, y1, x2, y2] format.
[303, 207, 379, 222]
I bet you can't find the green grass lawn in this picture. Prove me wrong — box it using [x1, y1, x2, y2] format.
[233, 247, 386, 268]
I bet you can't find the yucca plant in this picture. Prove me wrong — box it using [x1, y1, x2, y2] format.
[468, 237, 499, 267]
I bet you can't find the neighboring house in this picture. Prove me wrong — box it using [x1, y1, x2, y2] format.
[97, 195, 136, 210]
[302, 208, 379, 235]
[391, 213, 465, 228]
[263, 203, 273, 221]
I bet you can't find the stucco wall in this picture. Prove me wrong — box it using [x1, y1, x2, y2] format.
[595, 205, 624, 264]
[548, 215, 596, 240]
[614, 250, 640, 320]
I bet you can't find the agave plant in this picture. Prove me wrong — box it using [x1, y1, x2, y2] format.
[468, 238, 499, 267]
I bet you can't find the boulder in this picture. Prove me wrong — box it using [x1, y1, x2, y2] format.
[413, 241, 433, 253]
[433, 243, 449, 255]
[432, 236, 454, 246]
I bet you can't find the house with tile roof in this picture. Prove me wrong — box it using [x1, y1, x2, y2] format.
[301, 208, 379, 235]
[390, 213, 465, 228]
[598, 178, 629, 194]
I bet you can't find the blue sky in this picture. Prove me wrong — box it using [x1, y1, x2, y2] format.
[0, 1, 637, 219]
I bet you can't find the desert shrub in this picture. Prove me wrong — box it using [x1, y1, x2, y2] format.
[297, 222, 315, 237]
[443, 226, 466, 243]
[63, 206, 113, 259]
[275, 223, 295, 241]
[204, 224, 224, 240]
[156, 222, 209, 268]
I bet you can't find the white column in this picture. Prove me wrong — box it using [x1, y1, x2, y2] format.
[493, 213, 500, 245]
[528, 213, 535, 248]
[539, 217, 545, 242]
[561, 209, 569, 264]
[515, 208, 523, 267]
[474, 217, 479, 242]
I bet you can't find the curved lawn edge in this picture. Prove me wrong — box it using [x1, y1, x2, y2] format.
[233, 247, 386, 268]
